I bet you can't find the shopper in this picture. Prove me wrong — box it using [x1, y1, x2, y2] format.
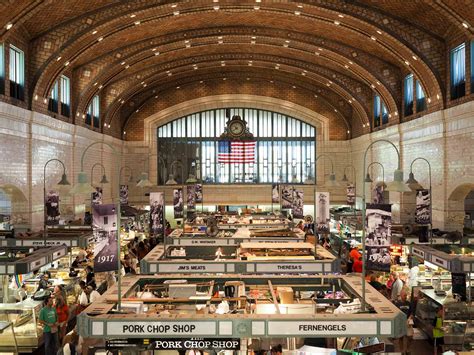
[394, 291, 413, 354]
[88, 285, 101, 303]
[390, 272, 403, 301]
[15, 284, 27, 302]
[137, 241, 149, 260]
[369, 274, 384, 291]
[54, 295, 69, 345]
[433, 306, 444, 354]
[122, 254, 136, 274]
[54, 284, 67, 302]
[37, 273, 51, 291]
[353, 256, 363, 273]
[85, 265, 96, 289]
[39, 297, 58, 355]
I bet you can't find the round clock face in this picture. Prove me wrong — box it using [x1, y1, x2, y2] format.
[229, 120, 245, 136]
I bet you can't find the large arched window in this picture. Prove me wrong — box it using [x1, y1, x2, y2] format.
[157, 108, 316, 184]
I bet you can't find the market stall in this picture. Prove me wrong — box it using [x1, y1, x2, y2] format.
[140, 242, 340, 274]
[0, 228, 94, 249]
[76, 274, 406, 352]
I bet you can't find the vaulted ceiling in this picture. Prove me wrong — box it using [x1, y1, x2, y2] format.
[0, 0, 472, 140]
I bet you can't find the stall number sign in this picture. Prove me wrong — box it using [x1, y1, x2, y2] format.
[106, 322, 216, 336]
[267, 321, 377, 336]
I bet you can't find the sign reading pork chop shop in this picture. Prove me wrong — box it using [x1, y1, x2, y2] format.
[153, 338, 240, 350]
[106, 322, 216, 336]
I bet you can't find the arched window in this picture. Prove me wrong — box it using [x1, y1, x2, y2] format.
[157, 108, 316, 184]
[86, 95, 100, 128]
[373, 94, 388, 128]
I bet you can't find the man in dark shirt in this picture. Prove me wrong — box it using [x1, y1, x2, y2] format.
[369, 274, 384, 290]
[394, 291, 414, 354]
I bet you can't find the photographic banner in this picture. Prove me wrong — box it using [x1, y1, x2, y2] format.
[150, 192, 165, 236]
[372, 184, 385, 204]
[272, 183, 280, 204]
[346, 184, 356, 205]
[415, 189, 431, 224]
[92, 204, 118, 273]
[281, 185, 293, 209]
[91, 187, 103, 205]
[195, 183, 203, 203]
[120, 185, 129, 205]
[173, 188, 184, 219]
[45, 190, 60, 225]
[187, 184, 196, 211]
[292, 188, 304, 219]
[316, 192, 330, 233]
[365, 203, 392, 272]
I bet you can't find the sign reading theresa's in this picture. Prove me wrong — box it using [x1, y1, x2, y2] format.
[106, 322, 216, 336]
[256, 263, 322, 273]
[153, 338, 240, 350]
[267, 321, 377, 336]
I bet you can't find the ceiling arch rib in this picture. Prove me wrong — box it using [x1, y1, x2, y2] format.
[33, 4, 444, 111]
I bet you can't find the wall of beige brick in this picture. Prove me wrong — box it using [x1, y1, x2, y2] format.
[1, 100, 473, 232]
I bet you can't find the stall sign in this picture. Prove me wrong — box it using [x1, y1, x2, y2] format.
[390, 245, 403, 257]
[158, 263, 226, 273]
[430, 256, 449, 270]
[21, 239, 71, 247]
[255, 263, 323, 273]
[106, 322, 216, 336]
[152, 338, 240, 350]
[267, 320, 377, 336]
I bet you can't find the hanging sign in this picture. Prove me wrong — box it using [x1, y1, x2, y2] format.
[195, 183, 203, 203]
[372, 184, 385, 204]
[106, 322, 217, 336]
[292, 188, 304, 219]
[346, 184, 356, 205]
[106, 338, 240, 351]
[316, 192, 330, 232]
[415, 189, 431, 224]
[280, 185, 293, 209]
[149, 192, 165, 236]
[92, 204, 118, 272]
[272, 183, 280, 203]
[91, 187, 103, 205]
[187, 185, 196, 210]
[365, 203, 392, 272]
[45, 190, 60, 225]
[173, 188, 184, 219]
[120, 185, 129, 205]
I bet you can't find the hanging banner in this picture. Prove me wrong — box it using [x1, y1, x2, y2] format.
[45, 190, 60, 225]
[372, 184, 385, 204]
[92, 204, 118, 272]
[187, 185, 196, 211]
[120, 185, 129, 205]
[292, 188, 304, 219]
[173, 188, 184, 219]
[281, 185, 293, 209]
[91, 187, 103, 205]
[316, 192, 330, 232]
[150, 192, 165, 236]
[415, 189, 431, 224]
[365, 203, 392, 272]
[272, 183, 280, 203]
[346, 184, 356, 205]
[195, 183, 203, 203]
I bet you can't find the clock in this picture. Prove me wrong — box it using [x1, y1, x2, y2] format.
[229, 120, 245, 137]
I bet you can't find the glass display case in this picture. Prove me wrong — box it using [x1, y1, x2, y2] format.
[443, 302, 474, 350]
[0, 299, 43, 351]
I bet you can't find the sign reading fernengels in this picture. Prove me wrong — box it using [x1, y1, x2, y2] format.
[267, 321, 377, 336]
[106, 322, 217, 336]
[158, 263, 226, 273]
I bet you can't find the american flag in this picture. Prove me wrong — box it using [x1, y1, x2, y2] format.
[218, 140, 256, 163]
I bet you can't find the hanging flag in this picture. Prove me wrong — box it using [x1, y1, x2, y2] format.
[218, 140, 256, 164]
[365, 203, 391, 272]
[415, 189, 431, 224]
[316, 192, 330, 232]
[187, 185, 196, 210]
[45, 190, 60, 225]
[91, 187, 103, 205]
[195, 183, 203, 203]
[173, 189, 183, 219]
[150, 192, 165, 236]
[346, 184, 355, 205]
[292, 188, 304, 219]
[280, 185, 293, 209]
[92, 204, 118, 273]
[272, 183, 280, 203]
[120, 185, 129, 205]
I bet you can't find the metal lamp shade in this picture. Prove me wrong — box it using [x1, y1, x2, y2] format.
[405, 171, 418, 185]
[100, 174, 109, 184]
[58, 173, 70, 186]
[325, 173, 339, 187]
[386, 169, 411, 192]
[364, 173, 373, 183]
[185, 174, 197, 184]
[70, 171, 95, 194]
[165, 174, 178, 185]
[136, 172, 153, 188]
[341, 174, 348, 182]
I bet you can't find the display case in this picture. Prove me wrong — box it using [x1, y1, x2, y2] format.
[0, 299, 43, 352]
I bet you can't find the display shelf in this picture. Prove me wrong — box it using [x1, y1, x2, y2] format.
[412, 244, 474, 273]
[140, 243, 340, 274]
[77, 274, 406, 341]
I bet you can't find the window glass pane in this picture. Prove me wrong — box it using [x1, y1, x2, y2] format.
[450, 43, 466, 99]
[259, 111, 271, 137]
[381, 102, 389, 125]
[373, 94, 381, 128]
[0, 44, 4, 78]
[60, 76, 70, 105]
[244, 109, 258, 137]
[273, 141, 287, 182]
[215, 109, 226, 137]
[471, 41, 474, 93]
[404, 74, 414, 116]
[416, 80, 426, 112]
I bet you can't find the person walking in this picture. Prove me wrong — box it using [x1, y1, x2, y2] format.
[39, 297, 58, 355]
[390, 272, 403, 301]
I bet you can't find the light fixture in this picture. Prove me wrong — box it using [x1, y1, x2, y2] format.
[385, 169, 411, 192]
[341, 174, 348, 182]
[136, 172, 153, 188]
[70, 172, 95, 194]
[100, 174, 109, 184]
[165, 174, 178, 185]
[364, 173, 373, 183]
[185, 174, 197, 184]
[5, 23, 13, 30]
[405, 171, 418, 185]
[462, 22, 469, 28]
